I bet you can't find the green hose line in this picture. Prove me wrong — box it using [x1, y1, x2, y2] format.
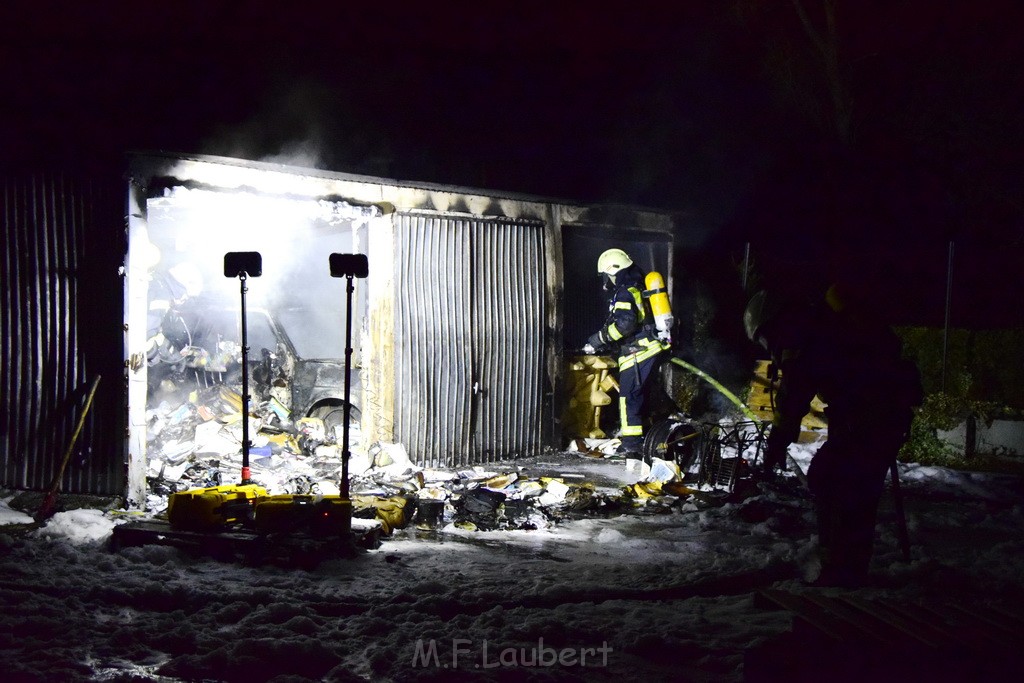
[668, 356, 762, 423]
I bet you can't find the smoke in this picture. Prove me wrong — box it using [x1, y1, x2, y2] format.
[144, 186, 374, 359]
[259, 139, 324, 170]
[673, 344, 753, 421]
[670, 279, 758, 421]
[198, 78, 393, 176]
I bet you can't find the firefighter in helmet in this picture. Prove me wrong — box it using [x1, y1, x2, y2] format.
[744, 285, 922, 587]
[583, 248, 670, 457]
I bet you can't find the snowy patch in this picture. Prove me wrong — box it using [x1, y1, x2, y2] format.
[0, 495, 34, 526]
[0, 454, 1022, 682]
[34, 509, 118, 545]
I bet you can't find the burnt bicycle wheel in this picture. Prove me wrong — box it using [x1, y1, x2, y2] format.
[643, 418, 702, 473]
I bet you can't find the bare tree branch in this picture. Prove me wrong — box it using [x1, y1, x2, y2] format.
[791, 0, 851, 143]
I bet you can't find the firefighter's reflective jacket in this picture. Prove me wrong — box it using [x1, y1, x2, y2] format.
[595, 268, 667, 366]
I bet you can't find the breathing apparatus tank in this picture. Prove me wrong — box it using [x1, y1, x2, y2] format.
[644, 271, 673, 342]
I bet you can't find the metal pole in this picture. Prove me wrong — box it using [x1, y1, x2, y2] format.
[742, 242, 751, 290]
[341, 274, 354, 500]
[941, 241, 954, 393]
[240, 272, 251, 483]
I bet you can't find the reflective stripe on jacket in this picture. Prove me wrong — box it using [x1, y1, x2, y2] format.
[618, 336, 666, 370]
[600, 285, 646, 345]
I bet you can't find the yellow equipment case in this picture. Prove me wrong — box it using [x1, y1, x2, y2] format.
[167, 483, 268, 531]
[253, 494, 352, 537]
[116, 487, 378, 567]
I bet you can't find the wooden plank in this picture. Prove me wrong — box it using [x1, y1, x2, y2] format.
[840, 597, 945, 649]
[871, 600, 962, 648]
[988, 603, 1024, 629]
[941, 604, 1021, 650]
[802, 593, 912, 648]
[905, 602, 1004, 653]
[949, 603, 1024, 640]
[756, 590, 858, 642]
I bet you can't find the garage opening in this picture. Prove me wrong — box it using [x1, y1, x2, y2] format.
[139, 185, 375, 488]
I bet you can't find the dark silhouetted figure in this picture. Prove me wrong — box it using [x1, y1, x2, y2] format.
[744, 285, 922, 587]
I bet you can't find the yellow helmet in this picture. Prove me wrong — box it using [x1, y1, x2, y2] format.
[597, 248, 633, 278]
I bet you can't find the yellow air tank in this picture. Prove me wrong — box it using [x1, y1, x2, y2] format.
[644, 271, 674, 339]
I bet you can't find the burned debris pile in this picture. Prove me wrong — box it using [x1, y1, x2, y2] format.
[144, 391, 758, 540]
[145, 379, 339, 507]
[143, 339, 778, 541]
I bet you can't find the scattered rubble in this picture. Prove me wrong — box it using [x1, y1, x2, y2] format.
[144, 368, 769, 537]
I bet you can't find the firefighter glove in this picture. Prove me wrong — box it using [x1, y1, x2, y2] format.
[585, 332, 608, 355]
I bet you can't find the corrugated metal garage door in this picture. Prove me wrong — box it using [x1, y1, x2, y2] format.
[1, 174, 124, 494]
[394, 213, 546, 468]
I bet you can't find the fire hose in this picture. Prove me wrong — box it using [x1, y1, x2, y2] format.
[668, 356, 761, 423]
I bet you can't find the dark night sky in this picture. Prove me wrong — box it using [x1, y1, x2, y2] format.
[3, 1, 1023, 326]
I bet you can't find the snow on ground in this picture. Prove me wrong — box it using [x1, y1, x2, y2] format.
[2, 444, 1024, 682]
[0, 495, 34, 526]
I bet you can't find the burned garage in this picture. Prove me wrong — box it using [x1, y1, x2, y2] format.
[122, 151, 680, 512]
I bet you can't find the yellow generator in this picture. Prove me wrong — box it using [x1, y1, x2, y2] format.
[167, 483, 268, 531]
[253, 494, 353, 537]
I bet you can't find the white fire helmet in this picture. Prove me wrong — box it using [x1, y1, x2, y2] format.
[597, 248, 633, 282]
